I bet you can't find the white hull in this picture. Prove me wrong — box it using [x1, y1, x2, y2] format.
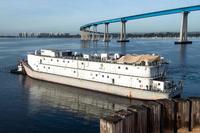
[22, 62, 180, 100]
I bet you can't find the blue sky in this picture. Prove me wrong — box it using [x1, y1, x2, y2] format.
[0, 0, 200, 34]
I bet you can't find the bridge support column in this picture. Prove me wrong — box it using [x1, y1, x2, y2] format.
[118, 21, 129, 42]
[92, 25, 98, 41]
[88, 27, 92, 40]
[80, 28, 91, 41]
[103, 23, 110, 42]
[175, 12, 192, 44]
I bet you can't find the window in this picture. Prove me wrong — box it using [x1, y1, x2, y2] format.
[139, 80, 141, 83]
[68, 61, 69, 63]
[158, 83, 160, 86]
[82, 62, 84, 65]
[74, 71, 76, 73]
[102, 75, 104, 78]
[149, 85, 152, 90]
[43, 66, 45, 68]
[96, 74, 98, 77]
[118, 66, 120, 69]
[51, 59, 53, 61]
[112, 79, 115, 84]
[141, 61, 145, 66]
[48, 67, 50, 69]
[107, 76, 109, 78]
[43, 58, 45, 60]
[63, 60, 65, 63]
[125, 67, 128, 70]
[57, 60, 59, 62]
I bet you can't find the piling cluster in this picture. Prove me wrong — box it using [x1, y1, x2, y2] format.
[100, 97, 200, 133]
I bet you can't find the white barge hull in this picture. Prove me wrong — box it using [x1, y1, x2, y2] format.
[22, 62, 179, 100]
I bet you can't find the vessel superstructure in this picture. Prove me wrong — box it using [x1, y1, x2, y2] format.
[22, 49, 182, 100]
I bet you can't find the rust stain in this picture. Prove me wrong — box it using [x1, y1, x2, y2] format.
[128, 91, 132, 99]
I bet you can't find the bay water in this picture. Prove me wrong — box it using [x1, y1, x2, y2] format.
[0, 38, 200, 132]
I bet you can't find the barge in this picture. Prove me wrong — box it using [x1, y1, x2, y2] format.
[22, 49, 182, 100]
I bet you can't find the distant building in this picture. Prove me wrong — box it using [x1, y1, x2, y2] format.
[37, 33, 50, 38]
[18, 33, 23, 38]
[18, 32, 28, 38]
[30, 33, 35, 38]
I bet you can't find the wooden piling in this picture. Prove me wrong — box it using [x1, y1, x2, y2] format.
[128, 105, 149, 133]
[114, 109, 134, 133]
[100, 115, 123, 133]
[188, 97, 200, 132]
[100, 97, 200, 133]
[173, 98, 190, 133]
[157, 99, 175, 133]
[143, 101, 161, 133]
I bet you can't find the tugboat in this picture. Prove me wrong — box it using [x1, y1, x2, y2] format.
[10, 62, 25, 74]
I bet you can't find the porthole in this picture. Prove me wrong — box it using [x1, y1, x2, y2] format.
[107, 76, 109, 78]
[102, 75, 104, 78]
[125, 67, 128, 70]
[51, 59, 53, 61]
[118, 66, 120, 69]
[57, 60, 59, 62]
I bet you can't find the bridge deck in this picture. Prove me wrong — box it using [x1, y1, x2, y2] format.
[80, 5, 200, 30]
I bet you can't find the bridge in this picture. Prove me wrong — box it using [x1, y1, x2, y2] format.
[80, 5, 200, 44]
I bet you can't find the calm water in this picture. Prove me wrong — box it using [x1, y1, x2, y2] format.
[0, 38, 200, 132]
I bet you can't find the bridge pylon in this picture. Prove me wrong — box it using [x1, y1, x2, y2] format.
[117, 21, 129, 42]
[80, 31, 90, 41]
[103, 23, 110, 42]
[92, 25, 98, 41]
[175, 12, 192, 44]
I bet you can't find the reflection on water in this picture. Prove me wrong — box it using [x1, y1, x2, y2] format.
[179, 45, 187, 67]
[22, 76, 144, 119]
[80, 40, 91, 48]
[178, 44, 188, 81]
[104, 42, 109, 48]
[119, 42, 127, 55]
